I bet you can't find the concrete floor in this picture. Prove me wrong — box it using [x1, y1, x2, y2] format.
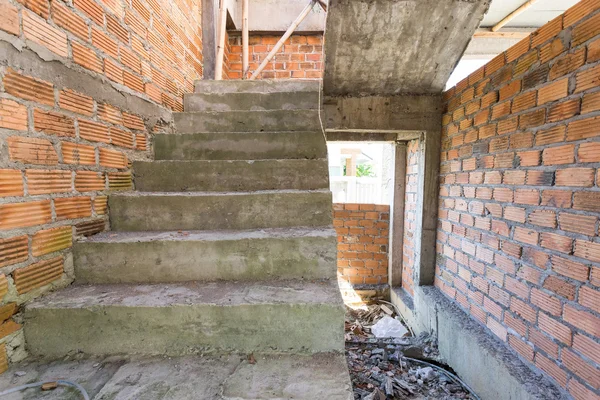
[0, 353, 353, 399]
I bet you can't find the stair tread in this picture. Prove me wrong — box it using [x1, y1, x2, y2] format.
[79, 227, 336, 243]
[27, 279, 342, 309]
[193, 79, 320, 93]
[111, 188, 330, 197]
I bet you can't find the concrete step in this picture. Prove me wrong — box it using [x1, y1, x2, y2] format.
[24, 280, 345, 357]
[184, 91, 319, 112]
[74, 227, 337, 284]
[174, 110, 321, 133]
[109, 190, 333, 231]
[1, 352, 353, 399]
[133, 159, 329, 192]
[154, 131, 327, 160]
[194, 79, 320, 94]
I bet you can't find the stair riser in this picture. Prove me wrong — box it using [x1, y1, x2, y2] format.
[74, 235, 337, 284]
[174, 110, 321, 133]
[184, 92, 319, 112]
[194, 79, 320, 94]
[133, 160, 329, 192]
[24, 304, 345, 357]
[154, 131, 327, 161]
[109, 192, 333, 231]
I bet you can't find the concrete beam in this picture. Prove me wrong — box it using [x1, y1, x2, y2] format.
[389, 143, 407, 288]
[323, 0, 491, 96]
[227, 0, 327, 32]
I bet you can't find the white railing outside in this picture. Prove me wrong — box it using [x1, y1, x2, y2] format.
[330, 176, 386, 204]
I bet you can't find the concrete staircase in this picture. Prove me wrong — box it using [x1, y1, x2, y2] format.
[22, 80, 352, 398]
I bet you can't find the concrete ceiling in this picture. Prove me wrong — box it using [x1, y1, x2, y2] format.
[323, 0, 491, 97]
[480, 0, 580, 28]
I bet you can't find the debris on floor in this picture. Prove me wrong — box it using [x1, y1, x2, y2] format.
[345, 303, 478, 399]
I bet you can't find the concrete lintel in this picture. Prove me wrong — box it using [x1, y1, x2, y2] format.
[325, 130, 421, 142]
[391, 286, 569, 400]
[324, 94, 443, 133]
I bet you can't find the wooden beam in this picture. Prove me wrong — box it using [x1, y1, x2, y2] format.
[474, 30, 531, 39]
[492, 0, 539, 32]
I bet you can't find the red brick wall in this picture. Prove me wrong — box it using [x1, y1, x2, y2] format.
[402, 140, 419, 296]
[437, 1, 600, 397]
[334, 203, 390, 285]
[225, 33, 323, 79]
[0, 0, 202, 371]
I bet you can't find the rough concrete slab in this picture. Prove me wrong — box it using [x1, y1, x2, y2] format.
[173, 110, 321, 133]
[391, 286, 569, 400]
[323, 0, 491, 96]
[108, 190, 333, 231]
[153, 131, 327, 161]
[193, 79, 320, 94]
[1, 353, 353, 400]
[133, 159, 329, 192]
[24, 280, 345, 357]
[74, 228, 337, 284]
[184, 91, 319, 111]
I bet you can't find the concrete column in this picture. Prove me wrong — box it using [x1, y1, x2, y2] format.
[414, 130, 441, 286]
[202, 0, 217, 80]
[389, 142, 407, 288]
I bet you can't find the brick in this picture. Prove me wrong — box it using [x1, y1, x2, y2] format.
[59, 89, 94, 116]
[31, 225, 72, 256]
[26, 169, 71, 194]
[99, 148, 127, 168]
[555, 168, 596, 187]
[572, 11, 600, 47]
[514, 227, 539, 246]
[74, 0, 104, 25]
[54, 196, 92, 220]
[559, 213, 597, 236]
[514, 189, 539, 205]
[575, 64, 600, 93]
[543, 276, 576, 301]
[536, 354, 568, 388]
[574, 240, 600, 263]
[0, 200, 52, 229]
[104, 58, 123, 84]
[79, 119, 110, 144]
[487, 316, 507, 341]
[33, 109, 75, 137]
[536, 126, 566, 146]
[8, 137, 58, 165]
[548, 99, 580, 122]
[568, 376, 600, 400]
[507, 37, 530, 63]
[94, 196, 108, 215]
[531, 288, 562, 316]
[573, 333, 600, 365]
[0, 302, 17, 323]
[0, 0, 19, 36]
[512, 91, 537, 113]
[0, 320, 21, 340]
[582, 92, 600, 115]
[504, 206, 526, 223]
[528, 210, 556, 228]
[75, 171, 105, 192]
[61, 142, 96, 166]
[519, 109, 545, 129]
[123, 113, 145, 131]
[542, 144, 575, 165]
[589, 37, 600, 63]
[564, 304, 600, 337]
[23, 10, 68, 57]
[526, 170, 554, 186]
[517, 150, 540, 167]
[538, 78, 568, 105]
[72, 41, 103, 73]
[539, 312, 572, 345]
[552, 256, 589, 281]
[549, 48, 586, 81]
[0, 169, 24, 197]
[52, 1, 88, 41]
[0, 274, 6, 299]
[0, 98, 28, 131]
[574, 192, 600, 212]
[509, 334, 534, 361]
[540, 38, 565, 64]
[514, 51, 538, 76]
[108, 172, 132, 190]
[4, 69, 54, 106]
[540, 233, 572, 254]
[541, 190, 572, 208]
[13, 255, 63, 294]
[579, 286, 600, 314]
[123, 70, 144, 92]
[531, 15, 563, 48]
[107, 14, 129, 44]
[485, 53, 506, 76]
[0, 236, 28, 267]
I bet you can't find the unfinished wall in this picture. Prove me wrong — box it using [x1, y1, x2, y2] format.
[225, 34, 323, 79]
[402, 139, 419, 297]
[437, 1, 600, 397]
[334, 203, 389, 285]
[0, 0, 202, 371]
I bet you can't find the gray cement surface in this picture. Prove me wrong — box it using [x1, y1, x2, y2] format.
[193, 79, 321, 94]
[0, 353, 353, 399]
[133, 159, 330, 192]
[74, 227, 337, 284]
[184, 91, 320, 111]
